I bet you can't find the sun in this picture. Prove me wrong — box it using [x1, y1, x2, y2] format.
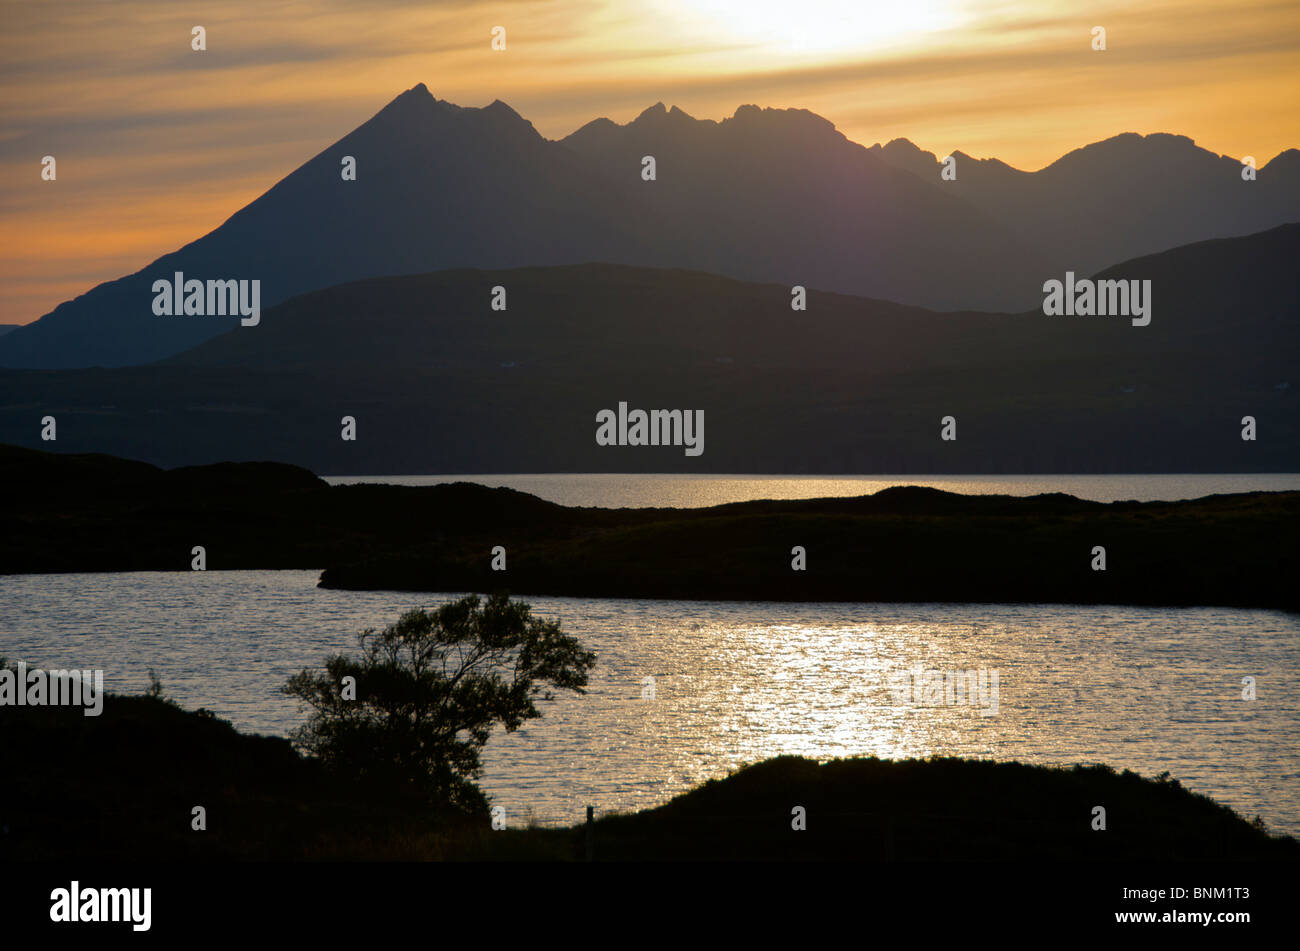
[651, 0, 965, 60]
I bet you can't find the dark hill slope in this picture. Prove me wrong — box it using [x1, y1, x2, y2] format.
[0, 225, 1295, 473]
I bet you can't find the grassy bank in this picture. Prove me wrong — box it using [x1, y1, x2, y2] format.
[1, 690, 1294, 862]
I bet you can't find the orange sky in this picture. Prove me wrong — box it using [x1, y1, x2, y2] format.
[3, 0, 1298, 326]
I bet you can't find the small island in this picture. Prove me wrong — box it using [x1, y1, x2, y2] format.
[1, 444, 1296, 610]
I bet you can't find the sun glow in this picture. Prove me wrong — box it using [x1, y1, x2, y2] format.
[651, 0, 965, 59]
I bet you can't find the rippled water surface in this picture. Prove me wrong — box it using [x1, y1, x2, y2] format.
[3, 571, 1297, 834]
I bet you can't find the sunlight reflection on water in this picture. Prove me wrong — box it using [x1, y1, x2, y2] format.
[2, 571, 1296, 833]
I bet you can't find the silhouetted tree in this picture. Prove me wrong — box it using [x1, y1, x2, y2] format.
[283, 593, 595, 814]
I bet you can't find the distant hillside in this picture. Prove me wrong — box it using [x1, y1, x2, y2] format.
[2, 84, 1297, 368]
[0, 225, 1294, 474]
[0, 325, 18, 338]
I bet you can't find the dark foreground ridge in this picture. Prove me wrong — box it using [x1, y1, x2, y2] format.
[1, 690, 1292, 861]
[2, 444, 1297, 609]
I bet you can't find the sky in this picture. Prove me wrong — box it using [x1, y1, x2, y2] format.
[2, 0, 1298, 326]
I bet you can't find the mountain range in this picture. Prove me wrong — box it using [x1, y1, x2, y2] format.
[2, 83, 1297, 369]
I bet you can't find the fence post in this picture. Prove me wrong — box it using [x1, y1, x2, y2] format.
[585, 805, 595, 861]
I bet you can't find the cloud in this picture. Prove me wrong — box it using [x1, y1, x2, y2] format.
[1, 0, 1296, 324]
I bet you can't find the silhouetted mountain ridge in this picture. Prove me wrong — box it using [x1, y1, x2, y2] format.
[4, 84, 1295, 368]
[870, 129, 1300, 272]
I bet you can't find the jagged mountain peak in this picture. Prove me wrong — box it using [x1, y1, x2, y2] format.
[367, 85, 538, 138]
[482, 98, 523, 118]
[881, 137, 930, 156]
[3, 86, 1297, 370]
[1042, 131, 1210, 175]
[727, 103, 837, 136]
[475, 98, 541, 139]
[634, 101, 669, 122]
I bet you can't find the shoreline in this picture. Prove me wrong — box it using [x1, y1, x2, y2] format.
[3, 688, 1295, 862]
[3, 444, 1297, 610]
